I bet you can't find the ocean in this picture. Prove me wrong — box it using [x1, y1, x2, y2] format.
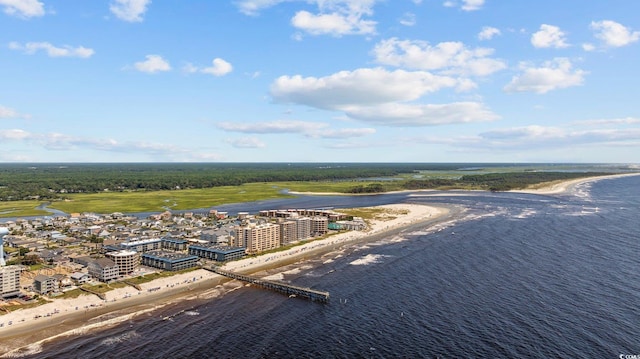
[8, 175, 640, 358]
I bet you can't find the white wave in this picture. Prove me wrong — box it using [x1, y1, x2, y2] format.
[349, 254, 389, 266]
[100, 330, 140, 346]
[1, 343, 43, 358]
[1, 306, 162, 358]
[184, 311, 200, 316]
[512, 208, 537, 219]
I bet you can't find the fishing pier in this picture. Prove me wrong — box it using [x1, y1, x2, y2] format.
[208, 267, 330, 303]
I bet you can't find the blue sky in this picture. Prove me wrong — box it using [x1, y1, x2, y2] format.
[1, 0, 639, 163]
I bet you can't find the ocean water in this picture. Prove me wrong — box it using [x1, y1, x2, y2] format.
[10, 176, 640, 358]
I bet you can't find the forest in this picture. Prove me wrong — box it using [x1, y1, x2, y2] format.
[0, 162, 625, 201]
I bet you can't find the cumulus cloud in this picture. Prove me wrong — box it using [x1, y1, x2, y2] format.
[188, 58, 233, 76]
[204, 58, 233, 76]
[0, 105, 30, 119]
[236, 0, 378, 36]
[291, 8, 376, 36]
[504, 58, 586, 94]
[271, 67, 458, 109]
[372, 38, 506, 77]
[133, 55, 171, 73]
[0, 0, 44, 18]
[590, 20, 640, 47]
[531, 24, 570, 48]
[217, 119, 376, 138]
[110, 0, 151, 22]
[478, 26, 500, 40]
[270, 67, 498, 126]
[8, 41, 95, 58]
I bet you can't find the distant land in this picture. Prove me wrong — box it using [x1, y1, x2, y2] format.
[1, 163, 638, 217]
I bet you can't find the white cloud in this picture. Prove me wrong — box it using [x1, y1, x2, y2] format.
[343, 102, 498, 126]
[218, 120, 326, 134]
[474, 125, 640, 149]
[236, 0, 378, 36]
[372, 38, 506, 77]
[442, 0, 484, 11]
[217, 119, 376, 138]
[531, 24, 570, 48]
[202, 58, 233, 76]
[0, 129, 31, 140]
[8, 42, 95, 58]
[504, 58, 586, 94]
[399, 12, 416, 27]
[582, 43, 596, 52]
[271, 67, 458, 109]
[318, 127, 376, 138]
[590, 20, 640, 47]
[0, 0, 44, 18]
[573, 117, 640, 126]
[270, 67, 499, 126]
[134, 55, 171, 73]
[0, 105, 30, 119]
[423, 123, 640, 153]
[228, 137, 266, 148]
[461, 0, 484, 11]
[291, 10, 375, 36]
[0, 128, 195, 157]
[110, 0, 151, 22]
[235, 0, 289, 16]
[186, 58, 233, 76]
[478, 26, 500, 40]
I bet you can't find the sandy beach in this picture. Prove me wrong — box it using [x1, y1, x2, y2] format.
[0, 203, 449, 356]
[509, 172, 640, 195]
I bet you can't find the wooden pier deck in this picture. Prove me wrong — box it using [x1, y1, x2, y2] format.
[207, 267, 330, 303]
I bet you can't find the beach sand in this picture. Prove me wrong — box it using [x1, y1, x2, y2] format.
[0, 203, 450, 355]
[510, 172, 640, 195]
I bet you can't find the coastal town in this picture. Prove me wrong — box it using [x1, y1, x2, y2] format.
[0, 207, 367, 312]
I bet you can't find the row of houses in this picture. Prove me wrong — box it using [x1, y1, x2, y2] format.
[2, 207, 366, 296]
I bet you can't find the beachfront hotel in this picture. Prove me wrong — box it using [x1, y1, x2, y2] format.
[0, 265, 21, 298]
[106, 250, 140, 276]
[235, 223, 280, 254]
[0, 227, 21, 298]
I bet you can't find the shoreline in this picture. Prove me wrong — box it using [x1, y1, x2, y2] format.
[1, 172, 638, 355]
[509, 172, 640, 195]
[0, 203, 452, 355]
